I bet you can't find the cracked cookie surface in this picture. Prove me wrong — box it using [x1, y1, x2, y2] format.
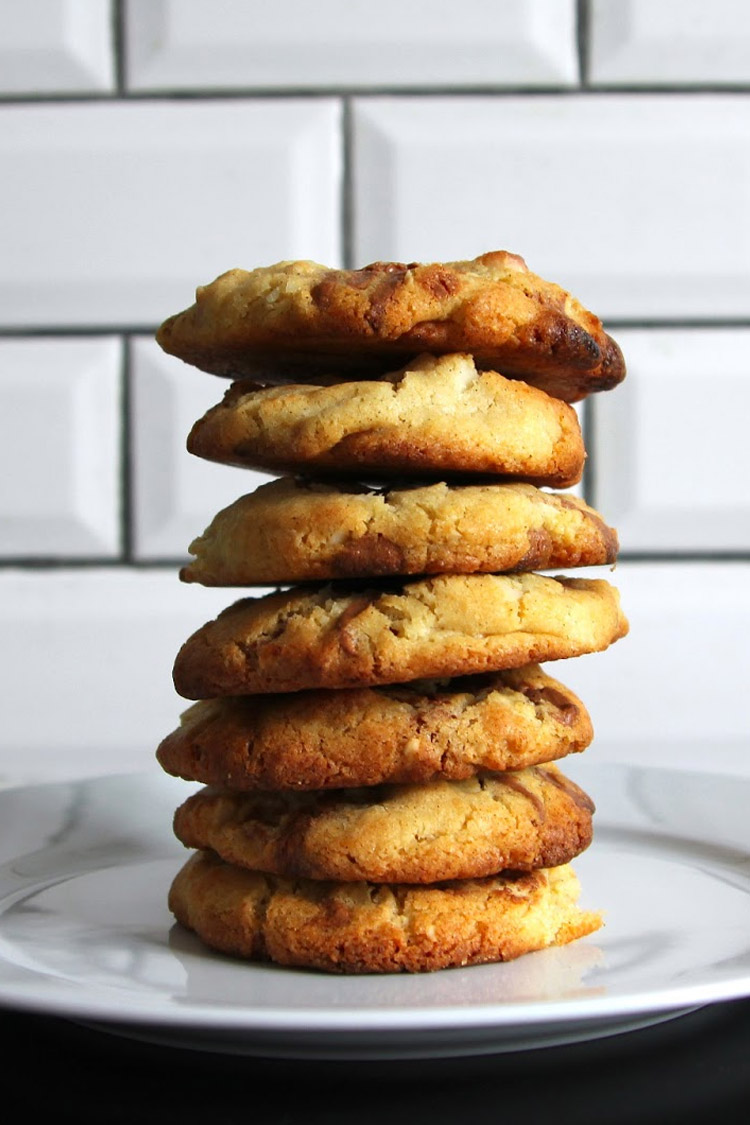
[181, 477, 618, 586]
[156, 250, 624, 403]
[172, 763, 595, 883]
[172, 572, 629, 698]
[185, 353, 585, 488]
[168, 851, 603, 973]
[157, 665, 593, 790]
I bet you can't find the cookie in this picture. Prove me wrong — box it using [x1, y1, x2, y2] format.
[168, 851, 603, 973]
[172, 572, 628, 698]
[157, 665, 593, 790]
[155, 251, 624, 402]
[172, 763, 594, 883]
[180, 477, 618, 586]
[185, 354, 584, 488]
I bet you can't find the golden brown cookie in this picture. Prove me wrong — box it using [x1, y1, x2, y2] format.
[172, 572, 628, 698]
[155, 251, 624, 402]
[180, 477, 618, 586]
[185, 354, 584, 488]
[157, 665, 593, 790]
[168, 851, 603, 973]
[172, 764, 595, 883]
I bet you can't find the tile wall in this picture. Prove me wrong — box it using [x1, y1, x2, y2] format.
[1, 0, 748, 784]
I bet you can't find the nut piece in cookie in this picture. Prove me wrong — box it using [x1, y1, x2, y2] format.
[156, 251, 625, 402]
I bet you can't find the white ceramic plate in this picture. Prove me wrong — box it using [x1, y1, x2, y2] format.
[0, 762, 749, 1059]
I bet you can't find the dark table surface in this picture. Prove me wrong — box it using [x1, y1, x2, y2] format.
[4, 996, 750, 1124]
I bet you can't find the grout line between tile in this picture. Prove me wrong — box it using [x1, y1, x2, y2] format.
[341, 97, 354, 269]
[580, 397, 594, 507]
[615, 553, 750, 564]
[0, 559, 185, 570]
[113, 0, 126, 96]
[120, 334, 133, 563]
[2, 86, 750, 107]
[0, 326, 159, 337]
[577, 0, 590, 87]
[3, 321, 750, 341]
[603, 319, 750, 330]
[0, 552, 747, 572]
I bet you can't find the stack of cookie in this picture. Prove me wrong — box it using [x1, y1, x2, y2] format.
[154, 251, 628, 974]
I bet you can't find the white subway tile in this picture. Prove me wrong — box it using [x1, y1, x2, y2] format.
[589, 0, 750, 85]
[554, 561, 750, 772]
[0, 0, 115, 94]
[0, 338, 121, 557]
[125, 0, 577, 91]
[590, 329, 750, 552]
[131, 337, 268, 560]
[0, 569, 242, 781]
[352, 95, 750, 320]
[0, 100, 341, 328]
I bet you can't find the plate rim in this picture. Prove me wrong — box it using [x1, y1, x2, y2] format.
[1, 761, 750, 1042]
